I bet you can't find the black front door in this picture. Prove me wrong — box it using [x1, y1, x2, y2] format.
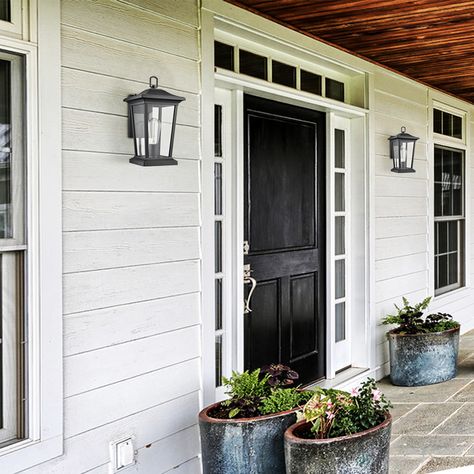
[244, 95, 326, 384]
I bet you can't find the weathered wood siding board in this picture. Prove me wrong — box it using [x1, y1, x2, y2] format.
[21, 391, 200, 473]
[63, 293, 200, 356]
[64, 326, 200, 397]
[375, 196, 427, 218]
[63, 260, 200, 314]
[376, 270, 428, 304]
[63, 192, 199, 231]
[65, 358, 200, 437]
[375, 176, 427, 198]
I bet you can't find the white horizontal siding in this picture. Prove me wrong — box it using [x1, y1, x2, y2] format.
[61, 26, 199, 94]
[65, 357, 200, 437]
[64, 325, 200, 397]
[62, 151, 200, 193]
[20, 1, 204, 473]
[20, 391, 200, 473]
[63, 227, 200, 273]
[64, 292, 200, 356]
[63, 192, 199, 231]
[373, 71, 430, 348]
[64, 260, 200, 314]
[62, 108, 200, 159]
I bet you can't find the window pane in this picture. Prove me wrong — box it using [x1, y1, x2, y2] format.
[453, 115, 462, 139]
[335, 302, 345, 343]
[215, 221, 222, 273]
[441, 149, 453, 216]
[214, 41, 234, 71]
[442, 111, 452, 137]
[272, 60, 296, 88]
[452, 150, 462, 215]
[335, 129, 345, 168]
[448, 252, 458, 286]
[335, 173, 345, 212]
[335, 259, 345, 299]
[326, 78, 344, 102]
[214, 221, 222, 273]
[215, 335, 223, 387]
[0, 252, 24, 443]
[215, 278, 223, 331]
[434, 183, 442, 217]
[300, 70, 322, 95]
[434, 108, 463, 139]
[433, 109, 442, 134]
[335, 216, 345, 255]
[214, 105, 222, 158]
[0, 1, 10, 21]
[437, 254, 448, 289]
[434, 147, 442, 182]
[437, 221, 448, 254]
[239, 50, 267, 80]
[0, 59, 12, 239]
[214, 163, 222, 216]
[448, 221, 458, 252]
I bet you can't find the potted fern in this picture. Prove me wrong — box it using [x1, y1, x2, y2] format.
[198, 364, 313, 474]
[382, 297, 460, 386]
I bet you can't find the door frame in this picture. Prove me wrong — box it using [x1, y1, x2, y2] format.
[201, 8, 372, 405]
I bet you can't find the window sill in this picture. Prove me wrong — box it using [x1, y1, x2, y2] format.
[431, 286, 470, 310]
[0, 436, 62, 472]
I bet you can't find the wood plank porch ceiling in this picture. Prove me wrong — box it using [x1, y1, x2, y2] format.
[225, 0, 474, 104]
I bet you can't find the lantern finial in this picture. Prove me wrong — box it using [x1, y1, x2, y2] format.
[401, 126, 406, 133]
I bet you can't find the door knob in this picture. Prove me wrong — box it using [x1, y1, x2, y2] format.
[243, 264, 257, 314]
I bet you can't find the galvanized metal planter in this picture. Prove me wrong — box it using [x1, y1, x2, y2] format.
[388, 326, 460, 386]
[284, 414, 392, 474]
[198, 402, 297, 474]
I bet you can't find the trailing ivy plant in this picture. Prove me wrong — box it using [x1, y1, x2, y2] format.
[381, 296, 459, 335]
[209, 365, 313, 419]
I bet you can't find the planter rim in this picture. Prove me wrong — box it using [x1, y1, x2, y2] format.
[387, 325, 460, 338]
[284, 412, 392, 445]
[199, 401, 299, 424]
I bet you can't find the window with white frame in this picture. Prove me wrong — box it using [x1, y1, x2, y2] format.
[433, 107, 466, 295]
[0, 50, 26, 446]
[0, 1, 26, 38]
[434, 146, 464, 295]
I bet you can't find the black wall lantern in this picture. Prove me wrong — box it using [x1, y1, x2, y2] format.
[125, 76, 185, 166]
[388, 126, 419, 173]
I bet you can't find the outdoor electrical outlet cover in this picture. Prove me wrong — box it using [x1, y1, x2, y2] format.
[110, 437, 136, 472]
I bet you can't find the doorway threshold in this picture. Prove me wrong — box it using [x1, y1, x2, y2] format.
[305, 367, 370, 391]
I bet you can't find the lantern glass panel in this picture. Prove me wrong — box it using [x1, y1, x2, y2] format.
[150, 105, 175, 158]
[131, 103, 146, 157]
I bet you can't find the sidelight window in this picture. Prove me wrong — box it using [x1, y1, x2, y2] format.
[0, 51, 26, 446]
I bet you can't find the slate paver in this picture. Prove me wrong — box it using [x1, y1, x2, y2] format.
[416, 456, 474, 473]
[390, 435, 474, 456]
[391, 403, 462, 435]
[432, 403, 474, 435]
[388, 456, 427, 474]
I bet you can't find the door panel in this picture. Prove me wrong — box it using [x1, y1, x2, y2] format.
[244, 95, 326, 384]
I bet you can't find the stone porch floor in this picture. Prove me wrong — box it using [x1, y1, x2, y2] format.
[378, 329, 474, 473]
